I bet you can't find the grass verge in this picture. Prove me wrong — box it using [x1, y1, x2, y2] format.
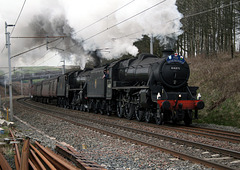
[187, 53, 240, 128]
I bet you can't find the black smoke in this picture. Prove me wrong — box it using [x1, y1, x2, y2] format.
[29, 14, 85, 60]
[88, 50, 102, 68]
[29, 14, 103, 68]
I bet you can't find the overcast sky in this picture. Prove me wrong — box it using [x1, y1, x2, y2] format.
[0, 0, 182, 69]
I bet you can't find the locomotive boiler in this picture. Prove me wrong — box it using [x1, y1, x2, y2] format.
[31, 50, 204, 126]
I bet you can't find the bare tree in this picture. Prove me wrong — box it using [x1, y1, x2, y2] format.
[176, 0, 239, 58]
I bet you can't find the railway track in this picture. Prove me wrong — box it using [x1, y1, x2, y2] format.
[20, 98, 240, 144]
[31, 99, 240, 144]
[2, 99, 106, 170]
[137, 123, 240, 144]
[16, 98, 240, 170]
[167, 125, 240, 143]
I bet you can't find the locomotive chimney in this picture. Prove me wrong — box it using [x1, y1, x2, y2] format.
[162, 49, 174, 58]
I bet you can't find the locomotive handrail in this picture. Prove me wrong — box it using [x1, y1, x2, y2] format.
[161, 88, 168, 99]
[68, 88, 82, 91]
[112, 86, 149, 90]
[186, 86, 194, 99]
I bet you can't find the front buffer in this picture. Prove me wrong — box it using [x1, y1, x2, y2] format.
[157, 99, 205, 125]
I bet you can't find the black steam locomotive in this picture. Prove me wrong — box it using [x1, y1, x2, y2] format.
[31, 50, 204, 125]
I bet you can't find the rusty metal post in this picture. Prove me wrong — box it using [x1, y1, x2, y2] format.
[20, 138, 30, 170]
[0, 152, 12, 170]
[9, 129, 21, 170]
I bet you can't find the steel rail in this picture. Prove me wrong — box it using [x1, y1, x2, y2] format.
[29, 149, 46, 170]
[34, 141, 79, 170]
[55, 144, 107, 170]
[178, 126, 240, 138]
[56, 117, 234, 170]
[0, 152, 12, 170]
[6, 120, 81, 169]
[21, 99, 240, 159]
[30, 143, 56, 170]
[17, 98, 239, 170]
[21, 98, 240, 144]
[28, 159, 37, 170]
[9, 129, 21, 170]
[85, 119, 240, 160]
[160, 126, 240, 143]
[135, 121, 240, 144]
[20, 138, 30, 170]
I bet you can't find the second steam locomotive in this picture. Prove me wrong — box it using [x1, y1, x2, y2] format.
[31, 50, 204, 125]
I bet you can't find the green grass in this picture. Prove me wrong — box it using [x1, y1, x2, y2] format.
[195, 94, 240, 127]
[0, 127, 14, 157]
[1, 66, 62, 77]
[0, 127, 10, 138]
[188, 53, 240, 128]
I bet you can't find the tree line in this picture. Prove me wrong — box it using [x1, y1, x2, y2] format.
[176, 0, 240, 58]
[90, 0, 240, 66]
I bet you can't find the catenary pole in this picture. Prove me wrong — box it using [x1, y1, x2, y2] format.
[5, 22, 15, 121]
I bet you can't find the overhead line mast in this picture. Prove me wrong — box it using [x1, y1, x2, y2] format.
[5, 22, 15, 121]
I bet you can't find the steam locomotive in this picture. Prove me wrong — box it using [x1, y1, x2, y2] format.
[31, 50, 204, 125]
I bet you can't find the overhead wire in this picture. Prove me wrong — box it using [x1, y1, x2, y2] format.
[108, 0, 240, 42]
[73, 0, 136, 35]
[10, 0, 27, 36]
[29, 38, 65, 66]
[40, 0, 168, 68]
[8, 0, 138, 69]
[10, 38, 61, 59]
[0, 38, 62, 77]
[8, 37, 65, 76]
[63, 0, 168, 52]
[83, 0, 167, 42]
[35, 0, 215, 64]
[3, 0, 240, 72]
[166, 0, 240, 24]
[1, 0, 136, 71]
[28, 37, 66, 66]
[1, 0, 27, 53]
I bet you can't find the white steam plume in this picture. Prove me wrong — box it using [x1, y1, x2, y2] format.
[0, 0, 182, 68]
